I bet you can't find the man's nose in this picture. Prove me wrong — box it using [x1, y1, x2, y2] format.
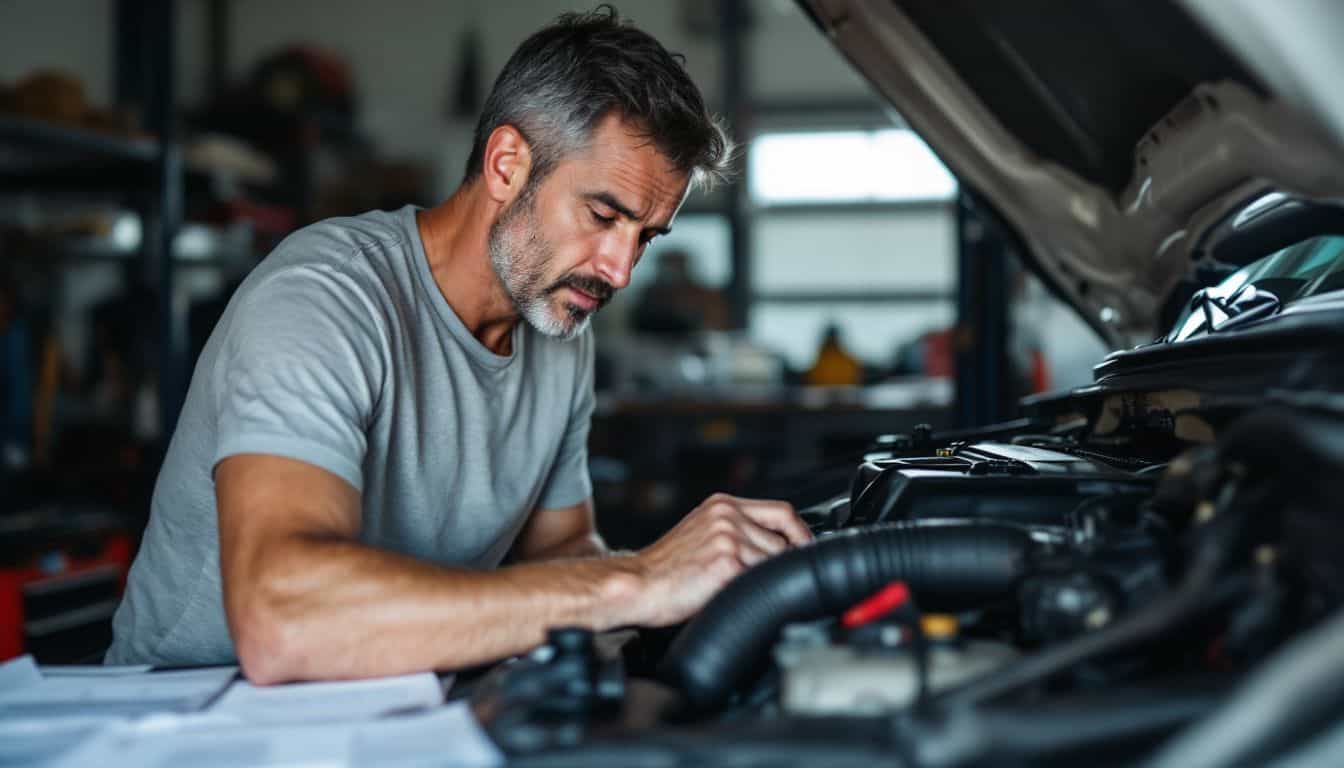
[593, 236, 638, 290]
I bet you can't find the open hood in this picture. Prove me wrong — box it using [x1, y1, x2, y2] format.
[802, 0, 1344, 348]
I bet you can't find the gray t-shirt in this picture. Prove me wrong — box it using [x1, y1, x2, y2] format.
[107, 205, 594, 666]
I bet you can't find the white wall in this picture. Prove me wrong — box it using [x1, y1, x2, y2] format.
[0, 0, 113, 104]
[748, 0, 874, 103]
[0, 1, 876, 167]
[210, 0, 874, 163]
[209, 1, 721, 167]
[1, 1, 1046, 376]
[224, 0, 466, 161]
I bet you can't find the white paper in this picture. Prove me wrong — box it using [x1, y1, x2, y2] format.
[0, 716, 115, 768]
[349, 704, 503, 767]
[0, 666, 237, 719]
[0, 655, 43, 692]
[50, 701, 502, 768]
[51, 720, 344, 768]
[208, 671, 444, 724]
[41, 665, 153, 677]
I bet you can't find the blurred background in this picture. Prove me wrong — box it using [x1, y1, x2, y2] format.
[0, 0, 1106, 662]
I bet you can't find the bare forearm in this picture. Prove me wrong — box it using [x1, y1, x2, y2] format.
[231, 536, 640, 683]
[521, 530, 613, 562]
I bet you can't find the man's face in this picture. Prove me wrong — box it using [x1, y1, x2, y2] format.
[488, 113, 690, 339]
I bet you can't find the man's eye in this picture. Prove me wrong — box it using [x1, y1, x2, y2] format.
[591, 209, 615, 225]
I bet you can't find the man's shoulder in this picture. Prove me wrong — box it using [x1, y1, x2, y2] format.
[233, 207, 420, 318]
[268, 207, 414, 270]
[220, 209, 419, 343]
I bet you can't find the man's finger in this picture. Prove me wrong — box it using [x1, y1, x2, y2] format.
[734, 516, 789, 557]
[734, 538, 771, 567]
[733, 498, 813, 546]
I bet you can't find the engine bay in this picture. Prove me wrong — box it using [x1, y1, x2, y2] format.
[469, 393, 1344, 767]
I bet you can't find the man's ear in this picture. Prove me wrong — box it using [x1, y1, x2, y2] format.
[481, 125, 533, 205]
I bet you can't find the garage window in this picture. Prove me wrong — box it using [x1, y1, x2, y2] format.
[747, 128, 959, 371]
[749, 129, 957, 206]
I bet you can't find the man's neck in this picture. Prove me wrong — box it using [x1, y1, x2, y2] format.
[414, 185, 520, 355]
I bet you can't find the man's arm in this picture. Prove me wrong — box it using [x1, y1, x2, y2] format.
[509, 498, 610, 562]
[218, 453, 810, 685]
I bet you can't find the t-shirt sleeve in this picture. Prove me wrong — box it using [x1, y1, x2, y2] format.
[536, 330, 595, 509]
[210, 265, 387, 491]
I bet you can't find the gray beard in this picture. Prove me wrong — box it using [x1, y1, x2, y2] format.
[487, 195, 593, 341]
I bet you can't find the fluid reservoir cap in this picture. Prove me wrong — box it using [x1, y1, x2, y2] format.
[920, 614, 959, 640]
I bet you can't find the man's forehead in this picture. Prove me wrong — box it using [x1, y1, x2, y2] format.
[565, 118, 689, 217]
[586, 161, 684, 216]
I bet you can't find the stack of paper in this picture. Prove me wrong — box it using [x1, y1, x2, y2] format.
[49, 701, 501, 767]
[0, 655, 503, 767]
[0, 656, 238, 767]
[208, 671, 445, 724]
[0, 659, 237, 719]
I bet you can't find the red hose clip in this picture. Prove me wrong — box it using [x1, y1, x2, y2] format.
[841, 581, 912, 629]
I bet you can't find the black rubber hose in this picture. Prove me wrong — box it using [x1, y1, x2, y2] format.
[659, 522, 1037, 710]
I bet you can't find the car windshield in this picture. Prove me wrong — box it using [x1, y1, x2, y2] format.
[1166, 234, 1344, 342]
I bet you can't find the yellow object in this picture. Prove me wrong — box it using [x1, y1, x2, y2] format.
[920, 614, 959, 639]
[805, 332, 862, 387]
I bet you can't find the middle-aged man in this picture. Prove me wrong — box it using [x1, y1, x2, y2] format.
[106, 8, 812, 682]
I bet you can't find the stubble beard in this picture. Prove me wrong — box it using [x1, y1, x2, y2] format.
[488, 192, 612, 341]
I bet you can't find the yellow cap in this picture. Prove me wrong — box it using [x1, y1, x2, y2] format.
[921, 614, 959, 639]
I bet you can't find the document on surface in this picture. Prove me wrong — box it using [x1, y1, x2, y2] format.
[0, 658, 486, 767]
[0, 655, 42, 691]
[0, 659, 237, 719]
[41, 665, 153, 677]
[207, 671, 445, 724]
[0, 715, 114, 768]
[49, 701, 503, 768]
[0, 656, 235, 767]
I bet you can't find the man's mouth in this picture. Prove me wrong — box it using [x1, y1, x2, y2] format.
[566, 285, 601, 311]
[551, 276, 614, 313]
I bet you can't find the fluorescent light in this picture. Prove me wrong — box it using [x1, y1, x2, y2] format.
[749, 129, 957, 205]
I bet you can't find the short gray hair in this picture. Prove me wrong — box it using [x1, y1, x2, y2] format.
[463, 6, 733, 193]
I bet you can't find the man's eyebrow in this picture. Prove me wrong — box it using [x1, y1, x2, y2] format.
[584, 191, 672, 236]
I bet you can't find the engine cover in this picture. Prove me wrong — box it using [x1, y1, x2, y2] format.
[845, 442, 1155, 528]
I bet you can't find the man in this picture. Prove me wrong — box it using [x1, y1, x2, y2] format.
[107, 8, 811, 683]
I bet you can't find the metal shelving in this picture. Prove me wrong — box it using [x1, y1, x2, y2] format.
[1, 0, 186, 438]
[0, 117, 159, 195]
[0, 115, 159, 166]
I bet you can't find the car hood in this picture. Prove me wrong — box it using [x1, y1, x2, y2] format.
[802, 0, 1344, 348]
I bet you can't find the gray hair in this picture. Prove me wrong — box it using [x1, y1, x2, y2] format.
[463, 5, 733, 193]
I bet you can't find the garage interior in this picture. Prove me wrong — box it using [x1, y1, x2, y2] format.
[4, 1, 1344, 766]
[1, 0, 1100, 663]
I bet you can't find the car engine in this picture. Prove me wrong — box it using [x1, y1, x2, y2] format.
[470, 394, 1344, 767]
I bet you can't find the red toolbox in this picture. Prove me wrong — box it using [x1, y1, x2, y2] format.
[0, 509, 132, 663]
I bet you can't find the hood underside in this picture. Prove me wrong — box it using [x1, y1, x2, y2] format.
[803, 0, 1344, 348]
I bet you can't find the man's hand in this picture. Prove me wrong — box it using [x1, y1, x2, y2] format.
[216, 454, 806, 683]
[627, 493, 812, 627]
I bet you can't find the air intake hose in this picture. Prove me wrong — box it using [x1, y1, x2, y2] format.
[660, 522, 1038, 710]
